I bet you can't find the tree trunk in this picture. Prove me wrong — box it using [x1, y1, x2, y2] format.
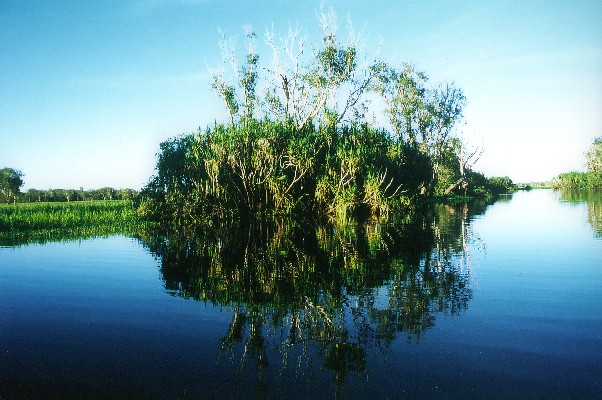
[444, 177, 465, 195]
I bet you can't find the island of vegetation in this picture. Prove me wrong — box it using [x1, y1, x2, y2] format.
[2, 11, 522, 238]
[137, 11, 514, 227]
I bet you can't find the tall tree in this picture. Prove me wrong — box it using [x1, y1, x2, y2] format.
[419, 83, 466, 189]
[371, 62, 429, 144]
[0, 168, 24, 203]
[586, 136, 602, 175]
[211, 7, 374, 130]
[372, 63, 466, 195]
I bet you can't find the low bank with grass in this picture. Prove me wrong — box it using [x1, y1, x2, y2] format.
[0, 200, 141, 245]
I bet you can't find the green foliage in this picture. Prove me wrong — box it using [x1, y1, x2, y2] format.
[371, 62, 429, 144]
[487, 176, 516, 194]
[588, 173, 602, 189]
[140, 121, 423, 224]
[141, 10, 501, 226]
[555, 137, 602, 189]
[19, 187, 138, 203]
[555, 171, 602, 189]
[0, 201, 140, 243]
[0, 167, 24, 203]
[586, 136, 602, 175]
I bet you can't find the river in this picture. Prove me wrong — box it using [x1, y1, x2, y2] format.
[1, 189, 600, 399]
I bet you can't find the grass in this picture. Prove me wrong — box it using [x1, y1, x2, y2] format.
[0, 200, 143, 245]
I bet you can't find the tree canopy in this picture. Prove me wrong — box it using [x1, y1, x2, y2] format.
[586, 137, 602, 176]
[0, 168, 24, 203]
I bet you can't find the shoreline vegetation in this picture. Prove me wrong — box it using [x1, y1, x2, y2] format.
[552, 137, 602, 190]
[0, 200, 141, 246]
[136, 121, 515, 227]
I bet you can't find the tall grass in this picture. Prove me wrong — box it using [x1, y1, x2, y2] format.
[0, 200, 141, 245]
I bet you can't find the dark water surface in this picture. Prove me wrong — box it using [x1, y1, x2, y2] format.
[1, 190, 600, 399]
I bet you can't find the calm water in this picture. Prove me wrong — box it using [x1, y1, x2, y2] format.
[1, 189, 600, 399]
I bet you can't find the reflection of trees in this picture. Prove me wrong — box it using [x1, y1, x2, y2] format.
[558, 189, 602, 237]
[138, 203, 486, 385]
[0, 227, 137, 247]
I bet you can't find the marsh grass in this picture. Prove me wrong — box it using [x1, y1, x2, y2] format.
[0, 200, 142, 245]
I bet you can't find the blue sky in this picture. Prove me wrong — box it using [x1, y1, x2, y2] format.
[1, 0, 601, 190]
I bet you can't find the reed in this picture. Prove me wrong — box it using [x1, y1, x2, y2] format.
[0, 201, 139, 242]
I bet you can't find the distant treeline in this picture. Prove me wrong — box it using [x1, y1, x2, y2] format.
[1, 167, 139, 204]
[19, 187, 138, 203]
[554, 137, 602, 190]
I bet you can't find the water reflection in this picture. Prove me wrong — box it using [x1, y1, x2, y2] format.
[138, 202, 490, 385]
[0, 226, 134, 247]
[557, 189, 602, 237]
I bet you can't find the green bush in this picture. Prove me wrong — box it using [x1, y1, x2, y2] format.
[487, 176, 515, 194]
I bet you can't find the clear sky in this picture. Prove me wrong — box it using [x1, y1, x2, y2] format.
[1, 0, 601, 190]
